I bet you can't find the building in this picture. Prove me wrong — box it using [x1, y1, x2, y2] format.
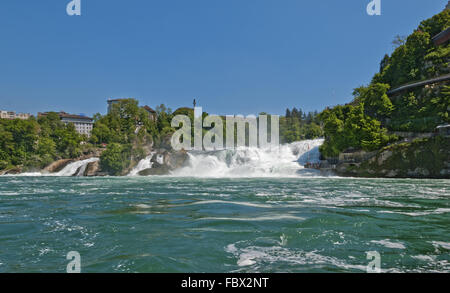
[142, 105, 157, 122]
[0, 110, 31, 120]
[432, 27, 450, 46]
[38, 111, 94, 137]
[431, 2, 450, 46]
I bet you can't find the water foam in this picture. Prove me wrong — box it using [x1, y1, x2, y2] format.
[128, 153, 155, 176]
[170, 139, 324, 178]
[54, 158, 99, 176]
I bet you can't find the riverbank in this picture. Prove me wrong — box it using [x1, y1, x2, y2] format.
[1, 137, 449, 179]
[317, 136, 450, 179]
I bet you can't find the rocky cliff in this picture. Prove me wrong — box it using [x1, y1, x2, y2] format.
[334, 136, 450, 178]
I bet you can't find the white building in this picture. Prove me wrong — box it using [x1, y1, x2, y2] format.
[38, 112, 94, 137]
[0, 110, 31, 120]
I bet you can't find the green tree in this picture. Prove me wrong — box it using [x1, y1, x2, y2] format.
[100, 143, 130, 175]
[353, 83, 394, 119]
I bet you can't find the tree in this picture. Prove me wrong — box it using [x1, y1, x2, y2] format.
[285, 108, 291, 118]
[380, 54, 390, 73]
[392, 35, 406, 48]
[353, 83, 394, 119]
[100, 143, 130, 175]
[291, 108, 299, 119]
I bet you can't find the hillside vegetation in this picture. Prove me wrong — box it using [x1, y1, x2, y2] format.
[320, 10, 450, 158]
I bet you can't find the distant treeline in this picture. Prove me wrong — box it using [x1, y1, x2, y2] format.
[280, 108, 323, 143]
[0, 99, 324, 173]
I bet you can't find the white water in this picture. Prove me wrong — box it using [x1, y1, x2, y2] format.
[170, 139, 324, 178]
[156, 154, 164, 165]
[54, 158, 100, 176]
[10, 139, 324, 178]
[7, 158, 100, 177]
[128, 153, 155, 176]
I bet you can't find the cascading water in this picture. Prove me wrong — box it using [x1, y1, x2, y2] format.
[170, 139, 324, 178]
[156, 154, 164, 165]
[128, 153, 155, 176]
[54, 158, 99, 176]
[9, 157, 100, 177]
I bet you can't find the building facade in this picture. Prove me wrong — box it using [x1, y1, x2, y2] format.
[0, 110, 31, 120]
[38, 112, 94, 137]
[142, 105, 158, 122]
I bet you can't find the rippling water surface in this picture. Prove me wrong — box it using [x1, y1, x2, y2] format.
[0, 176, 448, 272]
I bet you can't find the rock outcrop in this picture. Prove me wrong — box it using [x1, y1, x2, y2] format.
[138, 149, 189, 176]
[138, 162, 170, 176]
[83, 161, 104, 176]
[334, 136, 450, 179]
[43, 159, 75, 173]
[1, 167, 22, 175]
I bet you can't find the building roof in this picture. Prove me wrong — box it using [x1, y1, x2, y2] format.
[387, 73, 450, 96]
[107, 98, 129, 103]
[39, 111, 93, 121]
[142, 105, 156, 113]
[432, 27, 450, 46]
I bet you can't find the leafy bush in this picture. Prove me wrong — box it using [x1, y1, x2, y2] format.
[100, 143, 131, 175]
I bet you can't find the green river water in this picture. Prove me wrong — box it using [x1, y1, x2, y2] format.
[0, 176, 448, 272]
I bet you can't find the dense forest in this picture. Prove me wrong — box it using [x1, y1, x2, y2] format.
[319, 9, 450, 158]
[279, 108, 323, 143]
[0, 113, 84, 171]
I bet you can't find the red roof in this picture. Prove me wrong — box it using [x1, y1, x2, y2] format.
[107, 98, 129, 103]
[432, 27, 450, 46]
[142, 105, 156, 113]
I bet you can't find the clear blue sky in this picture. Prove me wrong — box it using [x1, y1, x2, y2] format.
[0, 0, 448, 116]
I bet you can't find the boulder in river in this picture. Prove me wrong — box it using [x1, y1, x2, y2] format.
[43, 159, 75, 173]
[138, 162, 170, 176]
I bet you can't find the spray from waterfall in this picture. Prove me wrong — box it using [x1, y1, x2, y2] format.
[169, 139, 324, 178]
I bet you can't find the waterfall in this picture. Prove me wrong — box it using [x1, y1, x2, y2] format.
[54, 158, 99, 176]
[170, 139, 324, 178]
[75, 162, 88, 177]
[128, 153, 155, 176]
[156, 154, 164, 165]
